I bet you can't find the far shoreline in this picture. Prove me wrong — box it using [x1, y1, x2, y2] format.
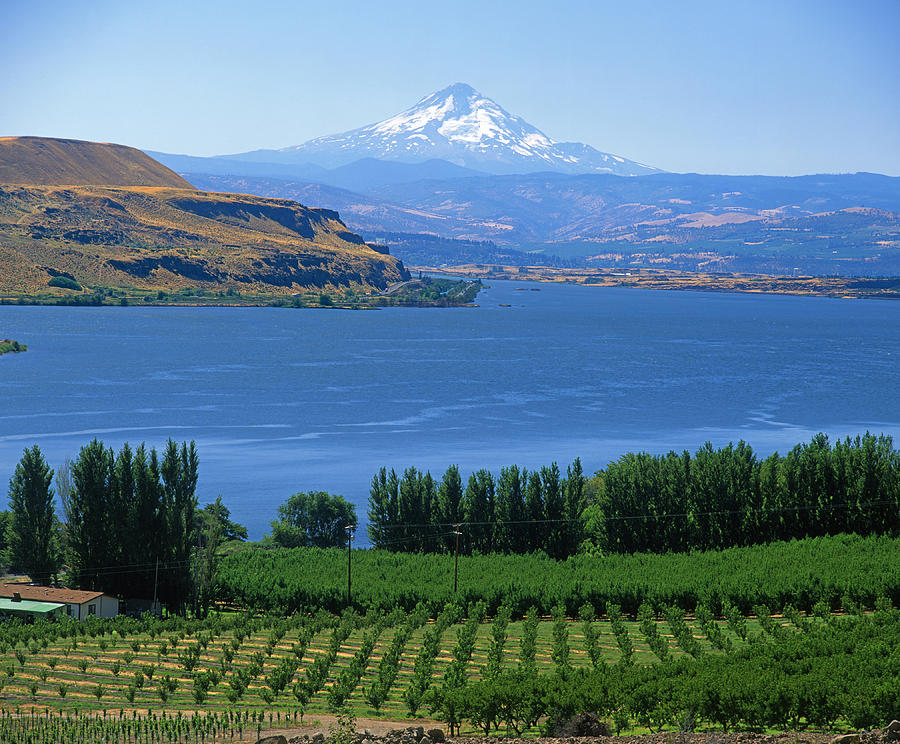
[0, 277, 484, 310]
[414, 264, 900, 301]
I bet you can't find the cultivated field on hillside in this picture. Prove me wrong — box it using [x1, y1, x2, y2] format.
[0, 612, 758, 715]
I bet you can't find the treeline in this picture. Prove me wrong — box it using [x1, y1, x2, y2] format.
[595, 432, 900, 553]
[368, 460, 587, 558]
[63, 439, 199, 608]
[213, 533, 900, 616]
[367, 433, 900, 556]
[6, 439, 203, 611]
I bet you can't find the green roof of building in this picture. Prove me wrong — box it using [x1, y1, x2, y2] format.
[0, 597, 65, 614]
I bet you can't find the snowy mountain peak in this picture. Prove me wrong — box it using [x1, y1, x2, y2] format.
[277, 84, 659, 176]
[367, 82, 554, 153]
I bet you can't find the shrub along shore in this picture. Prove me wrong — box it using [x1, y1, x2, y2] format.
[0, 338, 26, 355]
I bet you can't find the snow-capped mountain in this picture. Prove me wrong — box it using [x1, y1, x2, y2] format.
[236, 83, 660, 176]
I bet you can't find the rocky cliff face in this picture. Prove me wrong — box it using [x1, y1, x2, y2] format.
[0, 137, 408, 293]
[0, 184, 408, 293]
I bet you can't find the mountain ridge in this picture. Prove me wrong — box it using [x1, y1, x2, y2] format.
[181, 170, 900, 275]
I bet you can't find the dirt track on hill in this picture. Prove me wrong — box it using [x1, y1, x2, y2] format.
[243, 725, 860, 744]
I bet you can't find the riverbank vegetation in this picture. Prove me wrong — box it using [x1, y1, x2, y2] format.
[0, 339, 26, 355]
[0, 277, 482, 309]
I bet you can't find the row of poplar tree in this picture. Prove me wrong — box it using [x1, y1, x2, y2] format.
[367, 433, 900, 558]
[367, 459, 587, 558]
[6, 439, 201, 610]
[589, 432, 900, 554]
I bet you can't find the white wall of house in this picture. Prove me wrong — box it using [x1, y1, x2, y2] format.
[96, 595, 118, 619]
[64, 595, 119, 620]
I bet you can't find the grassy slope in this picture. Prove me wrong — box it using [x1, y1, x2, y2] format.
[0, 136, 194, 189]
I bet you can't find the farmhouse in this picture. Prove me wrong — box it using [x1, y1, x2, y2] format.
[0, 584, 119, 620]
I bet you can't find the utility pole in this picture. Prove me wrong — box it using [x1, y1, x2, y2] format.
[346, 524, 353, 606]
[152, 557, 159, 615]
[452, 525, 462, 594]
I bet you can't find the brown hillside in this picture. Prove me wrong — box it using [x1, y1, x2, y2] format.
[0, 184, 408, 293]
[0, 136, 194, 189]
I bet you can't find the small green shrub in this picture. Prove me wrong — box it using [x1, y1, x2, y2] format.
[48, 275, 82, 291]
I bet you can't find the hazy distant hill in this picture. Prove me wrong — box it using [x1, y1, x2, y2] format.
[0, 136, 194, 188]
[149, 151, 486, 192]
[0, 138, 408, 293]
[368, 171, 900, 274]
[183, 172, 475, 235]
[369, 171, 900, 242]
[179, 170, 900, 274]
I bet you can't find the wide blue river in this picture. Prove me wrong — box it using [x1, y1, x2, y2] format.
[1, 281, 898, 541]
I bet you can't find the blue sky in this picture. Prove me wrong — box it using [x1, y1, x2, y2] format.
[2, 0, 898, 175]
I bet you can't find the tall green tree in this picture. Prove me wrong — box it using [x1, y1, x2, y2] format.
[420, 471, 438, 553]
[271, 491, 356, 548]
[7, 446, 59, 584]
[524, 469, 544, 553]
[67, 439, 116, 591]
[495, 465, 525, 553]
[160, 439, 199, 611]
[108, 443, 134, 596]
[198, 495, 247, 542]
[463, 469, 495, 553]
[130, 444, 164, 601]
[399, 467, 424, 552]
[563, 458, 586, 555]
[661, 450, 693, 552]
[541, 463, 565, 558]
[436, 465, 464, 552]
[194, 504, 222, 618]
[367, 467, 399, 548]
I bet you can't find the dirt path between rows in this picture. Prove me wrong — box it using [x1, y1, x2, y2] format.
[245, 724, 899, 744]
[242, 715, 444, 742]
[244, 726, 840, 744]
